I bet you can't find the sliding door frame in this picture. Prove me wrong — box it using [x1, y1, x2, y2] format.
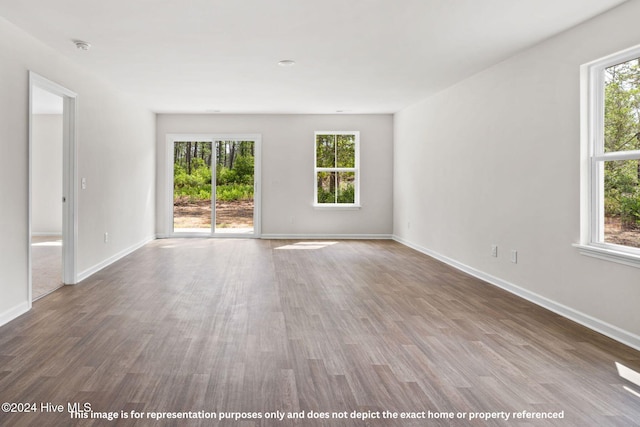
[166, 133, 261, 238]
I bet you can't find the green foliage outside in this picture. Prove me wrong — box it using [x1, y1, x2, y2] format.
[216, 183, 254, 202]
[173, 141, 254, 202]
[317, 183, 355, 204]
[316, 134, 355, 168]
[604, 59, 640, 229]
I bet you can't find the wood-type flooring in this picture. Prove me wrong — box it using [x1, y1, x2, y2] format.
[31, 235, 63, 300]
[0, 239, 639, 426]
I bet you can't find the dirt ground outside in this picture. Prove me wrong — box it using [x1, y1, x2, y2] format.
[174, 199, 253, 229]
[173, 202, 640, 245]
[604, 217, 640, 248]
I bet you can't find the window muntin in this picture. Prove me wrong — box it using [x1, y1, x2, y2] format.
[314, 132, 359, 206]
[586, 51, 640, 257]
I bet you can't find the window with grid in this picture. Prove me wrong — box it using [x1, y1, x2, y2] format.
[314, 132, 359, 206]
[579, 46, 640, 266]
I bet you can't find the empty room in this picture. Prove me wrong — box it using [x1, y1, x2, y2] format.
[1, 0, 640, 426]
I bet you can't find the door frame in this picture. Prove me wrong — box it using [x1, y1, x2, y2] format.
[166, 133, 262, 238]
[28, 72, 78, 300]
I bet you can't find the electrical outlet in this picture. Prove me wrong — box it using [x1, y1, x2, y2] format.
[104, 232, 109, 243]
[491, 244, 498, 257]
[81, 177, 86, 190]
[511, 250, 518, 264]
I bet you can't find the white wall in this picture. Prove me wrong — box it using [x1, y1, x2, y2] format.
[32, 114, 62, 235]
[393, 1, 640, 348]
[156, 114, 393, 238]
[0, 16, 156, 325]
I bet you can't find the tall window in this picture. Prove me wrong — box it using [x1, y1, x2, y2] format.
[314, 131, 359, 206]
[581, 46, 640, 265]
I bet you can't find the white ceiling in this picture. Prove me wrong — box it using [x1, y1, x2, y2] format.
[0, 0, 628, 114]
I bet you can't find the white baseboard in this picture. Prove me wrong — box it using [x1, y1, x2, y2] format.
[156, 233, 393, 240]
[0, 301, 30, 328]
[393, 235, 640, 352]
[261, 234, 392, 240]
[77, 235, 156, 283]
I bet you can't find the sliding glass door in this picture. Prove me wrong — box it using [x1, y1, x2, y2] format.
[171, 135, 260, 237]
[173, 141, 213, 233]
[214, 140, 255, 234]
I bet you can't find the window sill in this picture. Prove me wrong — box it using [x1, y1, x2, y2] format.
[313, 204, 361, 211]
[573, 243, 640, 269]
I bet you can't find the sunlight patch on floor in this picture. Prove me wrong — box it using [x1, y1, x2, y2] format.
[616, 362, 640, 399]
[275, 241, 338, 250]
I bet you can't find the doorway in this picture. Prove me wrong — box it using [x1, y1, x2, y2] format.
[31, 86, 63, 299]
[168, 134, 261, 237]
[29, 72, 78, 301]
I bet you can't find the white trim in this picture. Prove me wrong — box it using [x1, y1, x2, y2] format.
[253, 136, 262, 237]
[77, 235, 155, 282]
[593, 150, 640, 162]
[0, 301, 31, 328]
[166, 134, 262, 238]
[29, 72, 78, 297]
[63, 92, 79, 284]
[316, 167, 358, 172]
[261, 234, 392, 240]
[573, 243, 640, 269]
[394, 235, 640, 352]
[313, 205, 361, 210]
[170, 232, 255, 239]
[583, 43, 640, 71]
[579, 44, 640, 261]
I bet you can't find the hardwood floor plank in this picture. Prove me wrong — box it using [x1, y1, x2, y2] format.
[0, 238, 639, 426]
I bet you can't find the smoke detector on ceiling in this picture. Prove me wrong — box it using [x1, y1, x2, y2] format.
[72, 40, 91, 51]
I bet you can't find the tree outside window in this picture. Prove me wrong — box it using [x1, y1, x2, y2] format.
[314, 132, 359, 205]
[602, 57, 640, 248]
